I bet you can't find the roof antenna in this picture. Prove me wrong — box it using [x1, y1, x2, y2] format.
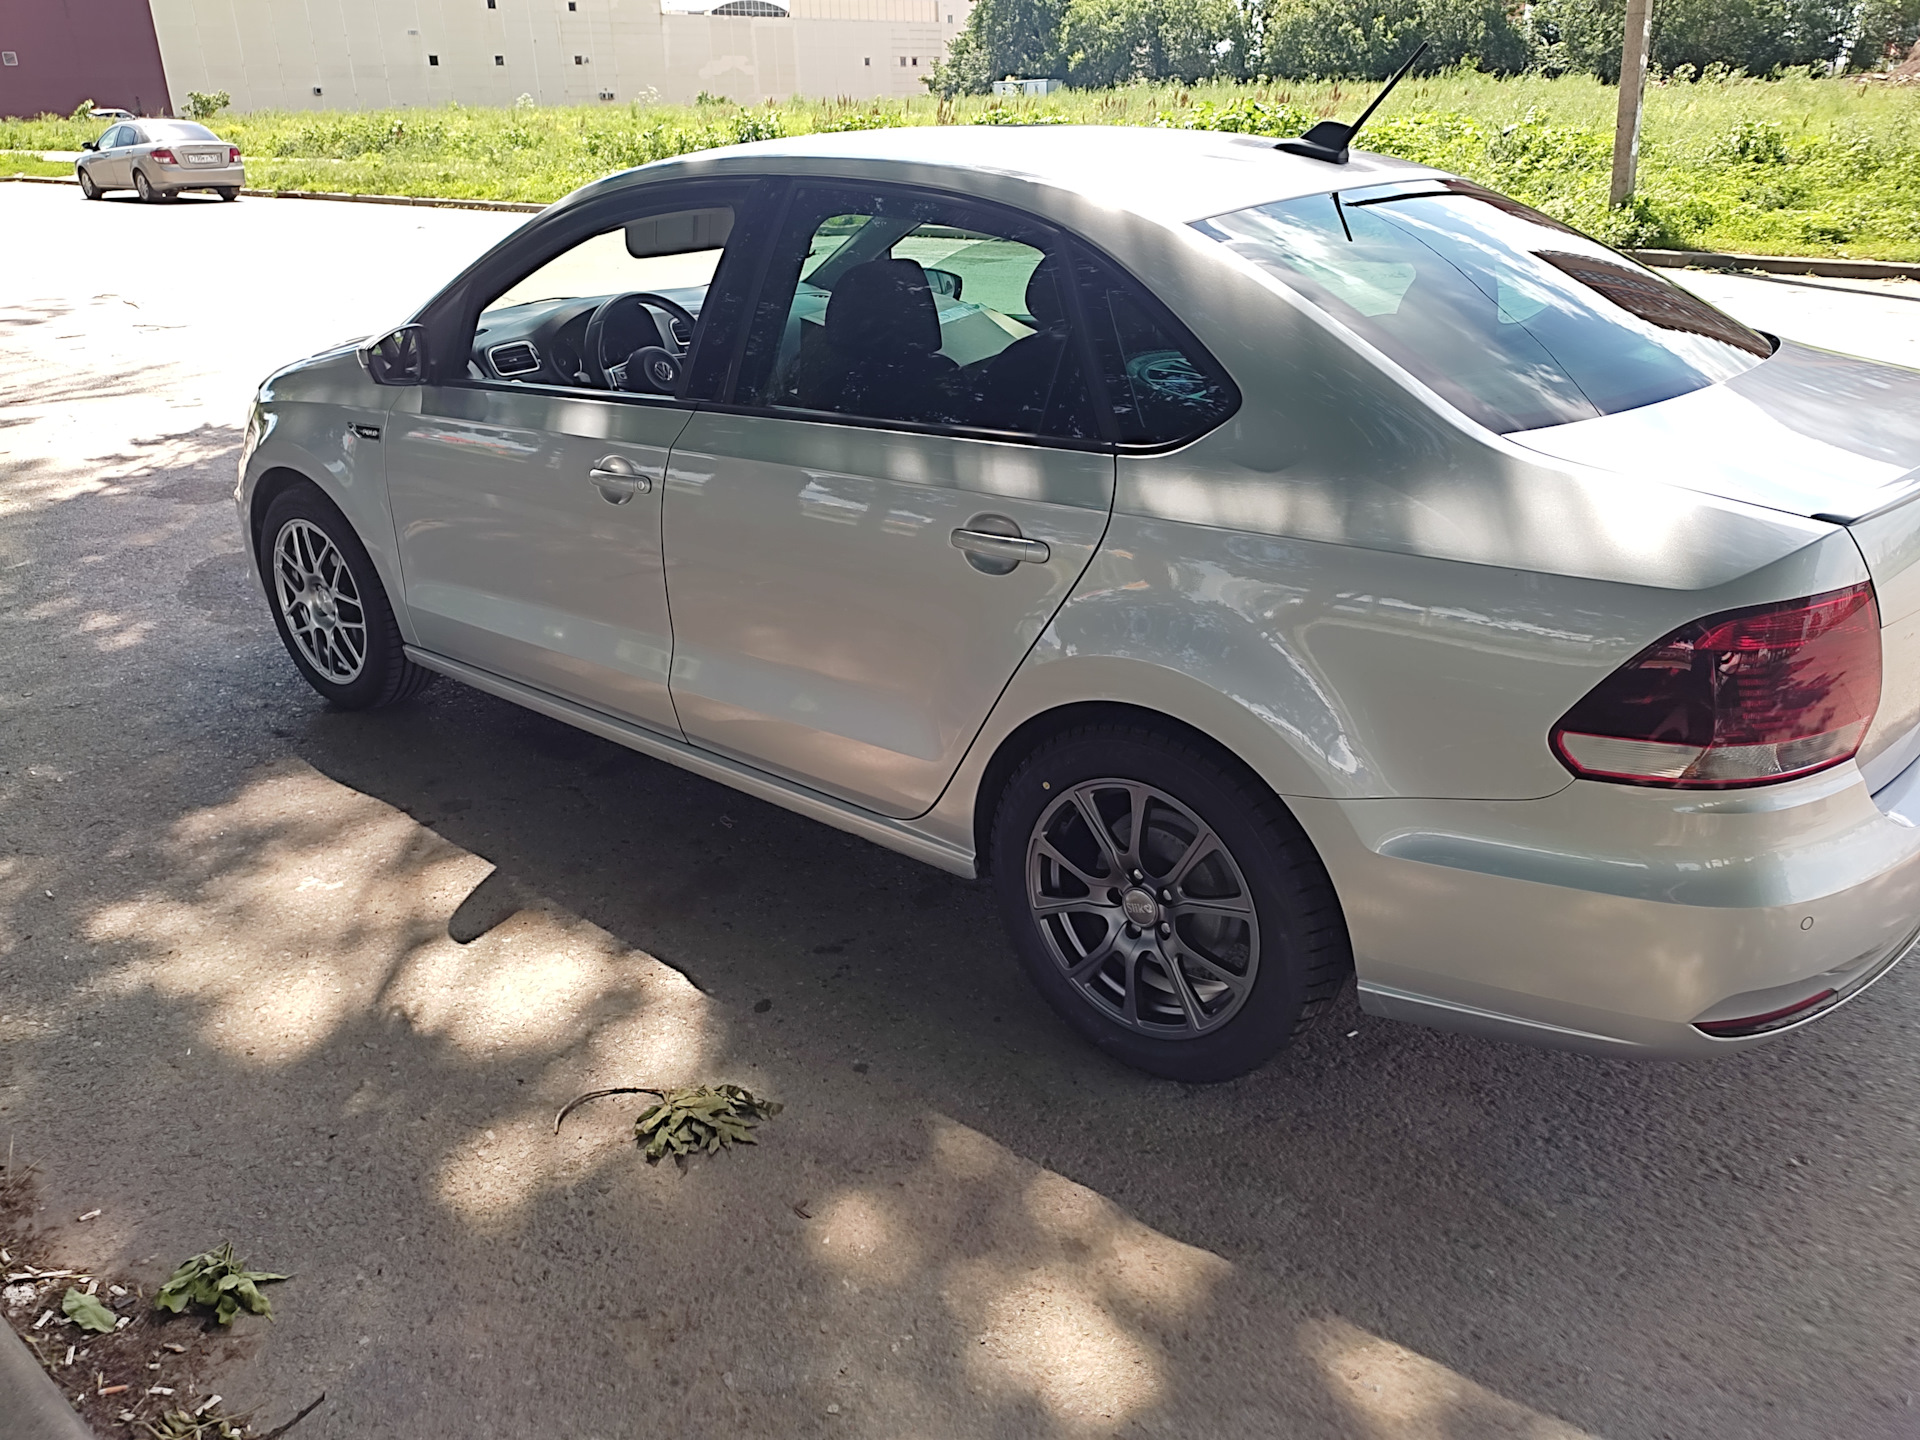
[1276, 41, 1432, 164]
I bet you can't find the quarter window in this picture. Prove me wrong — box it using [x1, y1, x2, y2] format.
[1073, 252, 1239, 447]
[735, 186, 1098, 441]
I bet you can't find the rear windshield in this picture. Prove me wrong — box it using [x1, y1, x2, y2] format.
[1194, 181, 1771, 434]
[147, 122, 219, 141]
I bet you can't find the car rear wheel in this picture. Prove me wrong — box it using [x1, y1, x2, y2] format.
[133, 170, 162, 203]
[77, 168, 101, 200]
[217, 187, 239, 202]
[989, 722, 1352, 1082]
[259, 484, 434, 710]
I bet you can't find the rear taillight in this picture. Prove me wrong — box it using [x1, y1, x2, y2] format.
[1551, 582, 1880, 789]
[151, 147, 176, 165]
[228, 146, 241, 163]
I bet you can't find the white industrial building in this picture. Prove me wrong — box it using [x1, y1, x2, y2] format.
[144, 0, 972, 111]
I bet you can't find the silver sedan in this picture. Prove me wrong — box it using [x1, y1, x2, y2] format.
[236, 125, 1920, 1080]
[78, 119, 245, 202]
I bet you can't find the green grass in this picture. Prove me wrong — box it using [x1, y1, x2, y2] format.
[0, 155, 77, 179]
[5, 73, 1918, 259]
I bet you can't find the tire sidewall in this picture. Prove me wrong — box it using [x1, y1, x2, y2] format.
[259, 487, 406, 710]
[134, 171, 153, 201]
[991, 729, 1322, 1083]
[78, 169, 99, 199]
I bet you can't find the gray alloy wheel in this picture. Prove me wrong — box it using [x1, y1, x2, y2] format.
[133, 169, 158, 202]
[77, 167, 101, 200]
[1027, 778, 1260, 1038]
[257, 482, 434, 710]
[989, 722, 1352, 1081]
[271, 517, 369, 683]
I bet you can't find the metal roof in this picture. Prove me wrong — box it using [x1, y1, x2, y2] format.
[661, 124, 1446, 224]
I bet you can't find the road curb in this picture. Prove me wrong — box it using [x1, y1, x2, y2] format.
[0, 172, 543, 213]
[0, 1324, 96, 1440]
[1628, 247, 1920, 281]
[5, 174, 1913, 272]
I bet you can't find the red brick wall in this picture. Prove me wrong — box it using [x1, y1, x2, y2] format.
[0, 0, 170, 119]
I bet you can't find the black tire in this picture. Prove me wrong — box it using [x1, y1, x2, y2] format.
[217, 186, 239, 202]
[258, 483, 434, 710]
[77, 168, 101, 200]
[989, 722, 1352, 1082]
[133, 169, 161, 203]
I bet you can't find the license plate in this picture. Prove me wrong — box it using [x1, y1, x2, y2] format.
[187, 154, 217, 165]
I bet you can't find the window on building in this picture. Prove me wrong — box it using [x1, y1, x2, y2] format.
[428, 54, 439, 65]
[495, 54, 505, 64]
[863, 57, 870, 65]
[0, 52, 16, 67]
[898, 56, 906, 65]
[488, 0, 497, 8]
[312, 86, 323, 95]
[911, 56, 919, 65]
[569, 2, 577, 8]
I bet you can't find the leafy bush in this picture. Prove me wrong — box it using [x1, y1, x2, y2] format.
[184, 90, 232, 120]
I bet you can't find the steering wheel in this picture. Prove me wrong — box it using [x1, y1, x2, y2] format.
[582, 291, 699, 393]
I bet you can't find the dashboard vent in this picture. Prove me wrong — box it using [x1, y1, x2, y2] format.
[668, 317, 692, 347]
[488, 340, 540, 377]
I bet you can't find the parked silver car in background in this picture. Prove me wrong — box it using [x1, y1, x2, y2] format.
[236, 125, 1920, 1081]
[77, 119, 244, 202]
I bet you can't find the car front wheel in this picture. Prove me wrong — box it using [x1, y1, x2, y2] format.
[990, 722, 1352, 1082]
[77, 168, 101, 200]
[258, 484, 434, 709]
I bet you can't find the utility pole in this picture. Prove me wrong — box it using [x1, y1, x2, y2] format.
[1610, 0, 1654, 207]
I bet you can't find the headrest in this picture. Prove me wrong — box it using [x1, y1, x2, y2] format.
[824, 259, 941, 354]
[1025, 253, 1069, 331]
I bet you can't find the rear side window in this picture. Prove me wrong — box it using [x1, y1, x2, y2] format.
[733, 184, 1099, 442]
[1195, 181, 1770, 435]
[1072, 251, 1238, 448]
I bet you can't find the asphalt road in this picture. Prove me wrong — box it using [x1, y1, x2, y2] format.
[4, 179, 1920, 1440]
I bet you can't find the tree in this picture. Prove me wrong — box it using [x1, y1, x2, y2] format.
[1059, 0, 1251, 87]
[1531, 0, 1856, 79]
[1847, 0, 1920, 70]
[1262, 0, 1529, 78]
[927, 0, 1071, 94]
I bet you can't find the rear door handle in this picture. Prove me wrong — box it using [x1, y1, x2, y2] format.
[950, 528, 1049, 565]
[589, 455, 654, 504]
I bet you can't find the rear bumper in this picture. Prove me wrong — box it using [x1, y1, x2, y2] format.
[150, 164, 245, 190]
[1296, 756, 1920, 1057]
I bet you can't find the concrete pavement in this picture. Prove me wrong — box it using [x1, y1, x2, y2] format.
[4, 181, 1920, 1439]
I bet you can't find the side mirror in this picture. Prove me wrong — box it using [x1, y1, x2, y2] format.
[82, 141, 98, 152]
[357, 324, 428, 385]
[925, 268, 963, 301]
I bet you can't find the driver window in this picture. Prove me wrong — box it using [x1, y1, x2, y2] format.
[475, 203, 735, 393]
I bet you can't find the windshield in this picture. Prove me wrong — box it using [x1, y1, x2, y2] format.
[1194, 181, 1770, 434]
[147, 122, 219, 141]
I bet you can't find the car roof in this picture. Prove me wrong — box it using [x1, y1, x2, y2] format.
[644, 124, 1445, 226]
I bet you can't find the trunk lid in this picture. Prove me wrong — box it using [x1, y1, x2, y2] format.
[1508, 340, 1920, 786]
[177, 142, 230, 167]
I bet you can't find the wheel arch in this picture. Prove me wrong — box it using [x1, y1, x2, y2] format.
[248, 465, 319, 559]
[966, 699, 1291, 879]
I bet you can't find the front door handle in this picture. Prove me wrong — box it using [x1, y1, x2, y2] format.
[589, 455, 654, 504]
[950, 527, 1049, 566]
